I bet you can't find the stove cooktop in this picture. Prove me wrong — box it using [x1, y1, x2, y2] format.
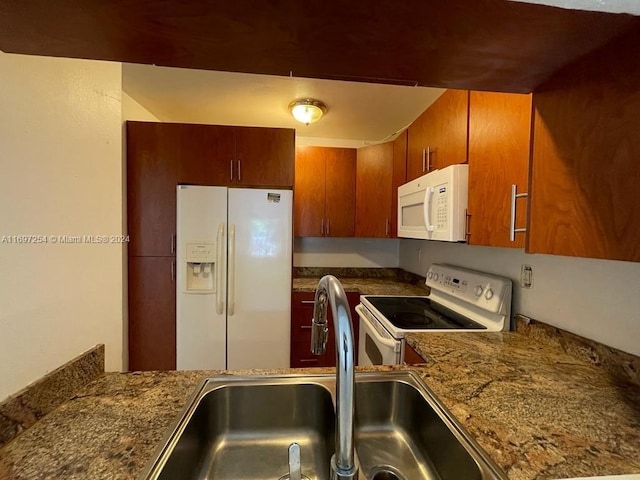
[364, 296, 487, 330]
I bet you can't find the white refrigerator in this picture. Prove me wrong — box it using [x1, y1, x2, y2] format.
[176, 185, 292, 370]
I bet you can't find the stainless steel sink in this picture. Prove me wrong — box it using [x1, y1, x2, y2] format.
[139, 372, 506, 480]
[355, 379, 491, 480]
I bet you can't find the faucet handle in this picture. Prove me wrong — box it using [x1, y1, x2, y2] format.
[310, 320, 329, 355]
[288, 442, 302, 480]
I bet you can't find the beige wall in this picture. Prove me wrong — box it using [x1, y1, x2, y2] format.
[0, 53, 124, 400]
[399, 239, 640, 356]
[294, 238, 399, 268]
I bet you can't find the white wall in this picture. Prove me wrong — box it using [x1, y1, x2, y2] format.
[0, 53, 124, 400]
[294, 238, 399, 268]
[399, 239, 640, 356]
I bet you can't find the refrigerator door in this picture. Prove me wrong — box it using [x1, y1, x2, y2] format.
[227, 188, 292, 369]
[176, 185, 228, 370]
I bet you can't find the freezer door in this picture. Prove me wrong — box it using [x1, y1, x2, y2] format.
[176, 185, 228, 370]
[227, 188, 292, 369]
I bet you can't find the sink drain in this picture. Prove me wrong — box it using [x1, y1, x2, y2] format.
[370, 465, 406, 480]
[277, 474, 310, 480]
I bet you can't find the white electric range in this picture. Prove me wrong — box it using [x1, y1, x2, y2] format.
[356, 264, 512, 365]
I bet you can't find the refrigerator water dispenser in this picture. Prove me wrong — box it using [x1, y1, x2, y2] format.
[184, 242, 216, 293]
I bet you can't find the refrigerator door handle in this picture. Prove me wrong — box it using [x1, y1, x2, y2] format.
[216, 223, 225, 314]
[228, 224, 236, 316]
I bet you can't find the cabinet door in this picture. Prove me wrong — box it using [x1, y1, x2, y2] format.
[528, 30, 640, 262]
[325, 148, 356, 237]
[127, 122, 178, 256]
[468, 92, 531, 248]
[291, 292, 335, 367]
[235, 127, 295, 187]
[406, 109, 430, 181]
[294, 147, 326, 237]
[178, 123, 236, 186]
[128, 256, 176, 371]
[403, 342, 426, 365]
[427, 89, 469, 170]
[356, 142, 394, 237]
[391, 130, 408, 237]
[406, 90, 469, 181]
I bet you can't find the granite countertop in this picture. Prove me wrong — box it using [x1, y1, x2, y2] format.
[1, 325, 639, 479]
[292, 268, 429, 296]
[405, 329, 640, 480]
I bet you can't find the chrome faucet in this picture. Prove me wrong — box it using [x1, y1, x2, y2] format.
[310, 275, 358, 480]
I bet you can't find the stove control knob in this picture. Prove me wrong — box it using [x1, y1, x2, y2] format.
[485, 288, 494, 300]
[427, 271, 433, 280]
[474, 286, 484, 297]
[433, 273, 439, 281]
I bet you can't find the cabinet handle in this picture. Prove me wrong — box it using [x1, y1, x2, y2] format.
[300, 325, 313, 330]
[465, 209, 471, 238]
[422, 148, 426, 172]
[510, 184, 528, 241]
[230, 160, 234, 181]
[171, 260, 176, 281]
[426, 146, 431, 172]
[385, 218, 390, 237]
[237, 160, 242, 181]
[170, 233, 176, 254]
[300, 300, 315, 304]
[299, 358, 319, 363]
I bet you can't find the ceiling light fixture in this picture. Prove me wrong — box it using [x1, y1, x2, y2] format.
[289, 99, 327, 125]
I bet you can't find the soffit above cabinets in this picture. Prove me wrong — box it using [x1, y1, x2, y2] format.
[1, 1, 639, 93]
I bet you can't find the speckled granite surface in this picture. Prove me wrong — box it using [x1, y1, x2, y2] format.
[405, 330, 640, 480]
[293, 270, 429, 296]
[1, 325, 639, 479]
[0, 345, 104, 448]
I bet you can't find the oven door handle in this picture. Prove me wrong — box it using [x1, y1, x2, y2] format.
[356, 305, 399, 351]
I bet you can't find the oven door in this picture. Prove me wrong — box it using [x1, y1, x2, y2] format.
[356, 304, 402, 365]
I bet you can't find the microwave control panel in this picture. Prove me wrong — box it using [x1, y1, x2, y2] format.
[434, 185, 449, 231]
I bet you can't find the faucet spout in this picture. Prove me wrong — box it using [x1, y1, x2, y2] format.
[310, 275, 358, 480]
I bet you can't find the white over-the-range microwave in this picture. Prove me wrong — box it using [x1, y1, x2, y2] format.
[397, 164, 469, 241]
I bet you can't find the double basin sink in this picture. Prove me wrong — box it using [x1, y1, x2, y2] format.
[139, 371, 506, 480]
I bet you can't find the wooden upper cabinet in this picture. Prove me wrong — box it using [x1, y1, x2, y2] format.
[325, 149, 357, 237]
[294, 147, 326, 237]
[528, 27, 640, 262]
[178, 123, 236, 186]
[356, 142, 394, 238]
[467, 92, 532, 248]
[127, 121, 295, 254]
[127, 122, 179, 257]
[294, 146, 356, 237]
[391, 130, 408, 237]
[406, 89, 470, 181]
[236, 127, 295, 187]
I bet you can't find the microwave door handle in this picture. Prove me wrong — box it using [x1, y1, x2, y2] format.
[423, 187, 436, 232]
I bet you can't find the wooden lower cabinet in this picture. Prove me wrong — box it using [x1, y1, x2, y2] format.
[403, 342, 426, 365]
[128, 256, 176, 371]
[291, 291, 360, 368]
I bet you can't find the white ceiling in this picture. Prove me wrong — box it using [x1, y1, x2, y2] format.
[122, 63, 445, 148]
